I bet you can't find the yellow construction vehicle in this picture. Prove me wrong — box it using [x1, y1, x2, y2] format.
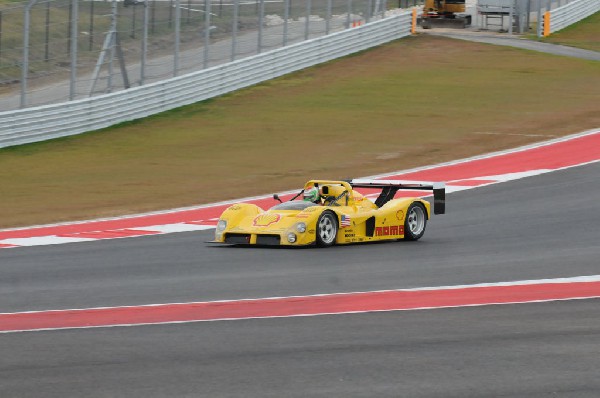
[421, 0, 472, 29]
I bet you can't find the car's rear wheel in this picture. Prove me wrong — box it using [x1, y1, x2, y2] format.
[403, 203, 427, 241]
[316, 211, 338, 247]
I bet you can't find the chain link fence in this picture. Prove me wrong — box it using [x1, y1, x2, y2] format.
[0, 0, 423, 111]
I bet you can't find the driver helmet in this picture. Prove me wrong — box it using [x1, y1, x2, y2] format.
[303, 186, 320, 204]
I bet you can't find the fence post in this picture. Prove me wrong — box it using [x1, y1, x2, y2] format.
[21, 0, 40, 108]
[141, 0, 149, 85]
[305, 0, 312, 40]
[45, 1, 50, 61]
[508, 0, 514, 34]
[258, 0, 264, 53]
[89, 1, 95, 51]
[174, 0, 180, 76]
[346, 0, 352, 29]
[326, 0, 331, 34]
[232, 0, 239, 60]
[204, 0, 211, 67]
[283, 0, 289, 45]
[70, 0, 78, 100]
[536, 0, 542, 37]
[411, 8, 417, 33]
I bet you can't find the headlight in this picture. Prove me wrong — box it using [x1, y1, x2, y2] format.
[216, 220, 227, 232]
[287, 233, 297, 243]
[296, 222, 307, 233]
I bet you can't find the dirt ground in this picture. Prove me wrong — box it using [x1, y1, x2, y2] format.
[0, 34, 598, 229]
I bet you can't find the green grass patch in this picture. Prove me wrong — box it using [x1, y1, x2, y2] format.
[528, 11, 600, 52]
[0, 35, 599, 228]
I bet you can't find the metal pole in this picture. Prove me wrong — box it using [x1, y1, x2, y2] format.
[204, 0, 211, 67]
[283, 0, 289, 45]
[326, 0, 331, 34]
[21, 7, 30, 108]
[525, 0, 531, 32]
[107, 0, 116, 92]
[68, 2, 72, 55]
[508, 0, 513, 34]
[174, 0, 180, 76]
[21, 0, 41, 108]
[131, 3, 136, 38]
[151, 0, 156, 34]
[141, 0, 149, 85]
[90, 0, 95, 51]
[45, 0, 50, 62]
[232, 0, 238, 60]
[258, 0, 264, 53]
[536, 0, 542, 37]
[346, 0, 351, 29]
[70, 0, 78, 100]
[304, 0, 311, 40]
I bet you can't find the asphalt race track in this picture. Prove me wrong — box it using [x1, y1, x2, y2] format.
[1, 162, 600, 397]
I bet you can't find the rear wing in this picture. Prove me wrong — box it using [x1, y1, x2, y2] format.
[347, 179, 446, 215]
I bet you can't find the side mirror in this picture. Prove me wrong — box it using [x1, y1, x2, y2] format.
[273, 194, 282, 203]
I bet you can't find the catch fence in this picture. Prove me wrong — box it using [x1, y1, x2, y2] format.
[0, 0, 421, 111]
[0, 10, 413, 148]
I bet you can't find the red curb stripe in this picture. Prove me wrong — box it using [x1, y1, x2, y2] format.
[1, 132, 598, 242]
[57, 229, 160, 239]
[1, 281, 598, 332]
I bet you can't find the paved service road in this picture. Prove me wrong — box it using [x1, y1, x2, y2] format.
[423, 29, 600, 61]
[1, 161, 599, 396]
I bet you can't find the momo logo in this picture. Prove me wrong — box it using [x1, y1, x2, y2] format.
[253, 213, 281, 227]
[375, 225, 404, 236]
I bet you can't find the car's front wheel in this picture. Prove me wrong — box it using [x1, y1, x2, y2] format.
[316, 211, 338, 247]
[403, 202, 427, 241]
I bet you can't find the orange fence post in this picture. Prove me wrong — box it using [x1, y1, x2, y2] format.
[411, 8, 417, 34]
[543, 11, 551, 37]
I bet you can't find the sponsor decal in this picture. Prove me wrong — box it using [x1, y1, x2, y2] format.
[304, 207, 318, 213]
[345, 233, 355, 238]
[396, 210, 404, 221]
[229, 205, 242, 211]
[296, 214, 310, 219]
[375, 225, 404, 236]
[308, 229, 315, 234]
[253, 213, 281, 227]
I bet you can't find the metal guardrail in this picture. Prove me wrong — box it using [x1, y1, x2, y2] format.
[0, 12, 412, 149]
[543, 0, 599, 36]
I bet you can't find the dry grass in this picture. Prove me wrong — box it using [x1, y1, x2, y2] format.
[0, 35, 599, 228]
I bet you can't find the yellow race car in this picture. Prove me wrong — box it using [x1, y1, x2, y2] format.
[211, 179, 445, 247]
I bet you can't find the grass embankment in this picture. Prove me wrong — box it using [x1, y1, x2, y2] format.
[538, 12, 600, 52]
[0, 34, 599, 229]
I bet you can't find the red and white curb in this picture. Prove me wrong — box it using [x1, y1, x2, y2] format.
[1, 128, 599, 249]
[1, 275, 599, 333]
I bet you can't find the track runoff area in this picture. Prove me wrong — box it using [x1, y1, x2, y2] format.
[1, 128, 599, 333]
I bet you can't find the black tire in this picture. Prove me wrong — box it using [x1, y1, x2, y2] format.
[316, 211, 338, 247]
[403, 203, 427, 241]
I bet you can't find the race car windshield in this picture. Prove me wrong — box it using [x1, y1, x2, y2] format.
[269, 202, 316, 211]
